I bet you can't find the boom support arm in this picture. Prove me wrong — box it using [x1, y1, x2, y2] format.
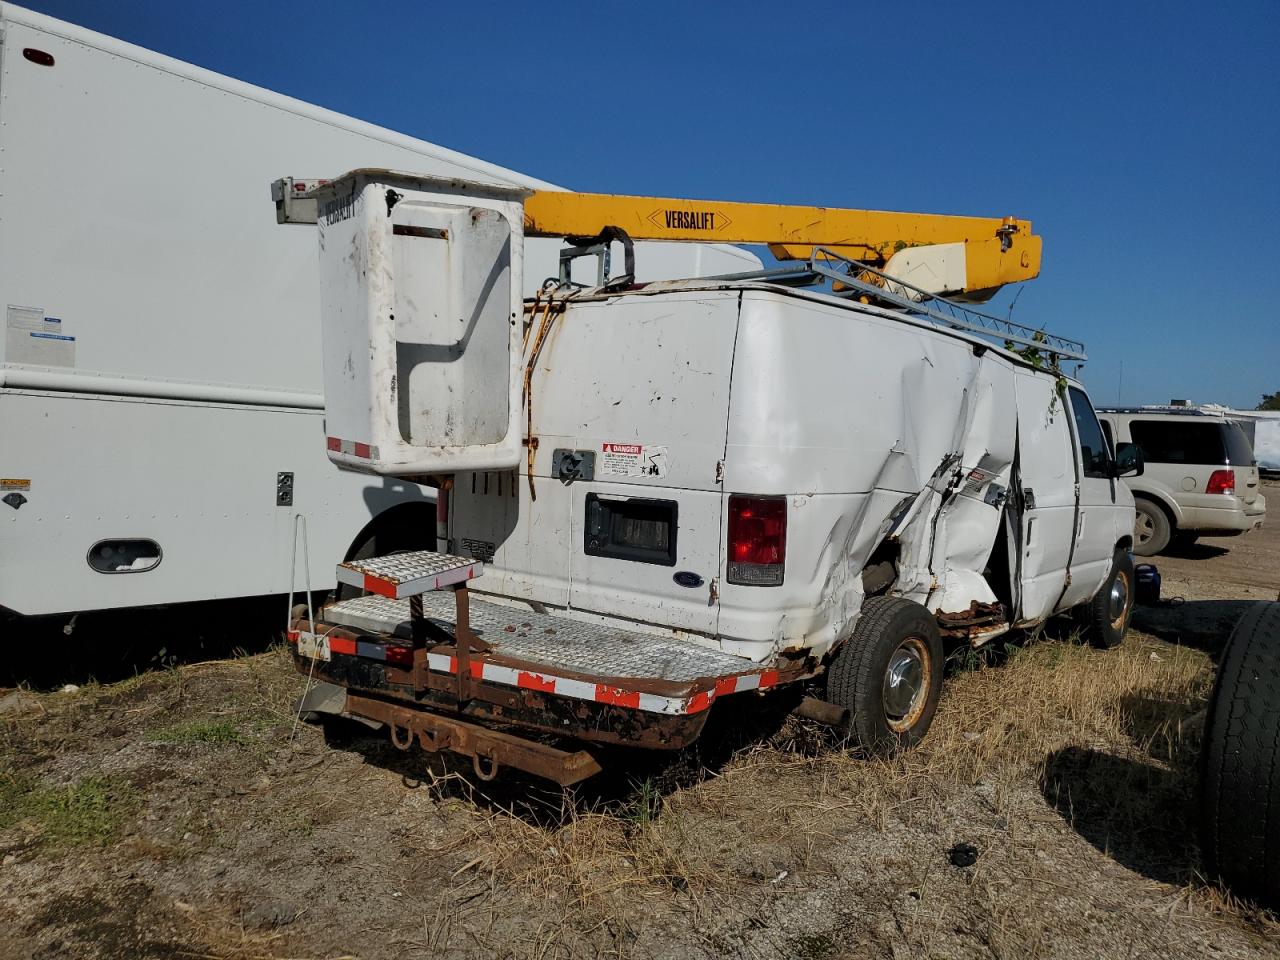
[524, 191, 1041, 300]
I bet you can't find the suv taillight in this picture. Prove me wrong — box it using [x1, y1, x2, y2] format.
[1206, 469, 1236, 496]
[727, 495, 786, 586]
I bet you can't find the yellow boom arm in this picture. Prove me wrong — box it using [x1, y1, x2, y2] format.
[524, 191, 1041, 299]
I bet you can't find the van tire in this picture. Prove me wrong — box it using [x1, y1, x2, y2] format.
[1133, 497, 1171, 556]
[825, 596, 943, 755]
[1200, 601, 1280, 909]
[1080, 548, 1134, 648]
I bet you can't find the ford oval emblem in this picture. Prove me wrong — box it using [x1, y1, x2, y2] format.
[673, 571, 704, 588]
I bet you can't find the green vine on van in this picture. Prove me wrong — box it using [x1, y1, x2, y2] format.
[1004, 331, 1067, 416]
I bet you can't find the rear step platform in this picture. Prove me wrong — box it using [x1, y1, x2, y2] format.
[320, 592, 783, 716]
[335, 550, 482, 598]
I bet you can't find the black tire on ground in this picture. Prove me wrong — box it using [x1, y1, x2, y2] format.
[1200, 601, 1280, 909]
[825, 596, 944, 755]
[1080, 548, 1134, 648]
[1133, 497, 1172, 556]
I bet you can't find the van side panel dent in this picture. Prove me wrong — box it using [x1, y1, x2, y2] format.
[723, 290, 1022, 649]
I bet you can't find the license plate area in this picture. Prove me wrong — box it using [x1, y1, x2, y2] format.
[584, 493, 678, 566]
[298, 632, 331, 661]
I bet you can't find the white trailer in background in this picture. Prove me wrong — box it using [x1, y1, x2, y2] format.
[0, 4, 758, 618]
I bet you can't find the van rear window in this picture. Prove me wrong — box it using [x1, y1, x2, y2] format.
[1128, 420, 1247, 466]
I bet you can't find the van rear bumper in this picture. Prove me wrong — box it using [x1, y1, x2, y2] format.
[286, 591, 813, 780]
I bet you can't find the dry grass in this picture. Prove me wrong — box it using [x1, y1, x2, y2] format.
[402, 629, 1279, 958]
[6, 627, 1279, 959]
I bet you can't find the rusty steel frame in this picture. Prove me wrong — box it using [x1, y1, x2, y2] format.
[346, 693, 603, 786]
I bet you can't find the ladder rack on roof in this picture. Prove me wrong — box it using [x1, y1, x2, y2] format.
[809, 249, 1087, 364]
[705, 249, 1087, 364]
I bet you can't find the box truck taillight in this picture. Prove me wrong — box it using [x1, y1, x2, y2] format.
[1206, 470, 1236, 495]
[727, 495, 786, 586]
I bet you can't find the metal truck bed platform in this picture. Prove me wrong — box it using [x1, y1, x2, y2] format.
[313, 592, 783, 716]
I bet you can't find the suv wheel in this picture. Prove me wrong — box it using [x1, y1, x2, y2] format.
[1133, 497, 1171, 556]
[825, 596, 944, 755]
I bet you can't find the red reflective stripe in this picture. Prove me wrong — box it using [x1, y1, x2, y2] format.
[758, 669, 779, 690]
[326, 436, 341, 452]
[686, 690, 713, 714]
[329, 637, 357, 656]
[364, 574, 396, 598]
[286, 630, 299, 644]
[353, 442, 372, 459]
[595, 684, 641, 709]
[714, 676, 738, 697]
[385, 645, 413, 666]
[469, 661, 483, 678]
[517, 671, 557, 693]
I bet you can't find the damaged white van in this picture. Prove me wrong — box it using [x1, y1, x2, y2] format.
[283, 172, 1141, 784]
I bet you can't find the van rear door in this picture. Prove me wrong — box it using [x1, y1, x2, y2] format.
[532, 291, 739, 637]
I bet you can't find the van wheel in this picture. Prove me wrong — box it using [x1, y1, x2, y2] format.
[1133, 497, 1171, 556]
[1200, 602, 1280, 909]
[1081, 548, 1134, 648]
[825, 596, 943, 755]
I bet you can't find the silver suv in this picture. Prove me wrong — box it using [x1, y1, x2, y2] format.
[1097, 409, 1266, 555]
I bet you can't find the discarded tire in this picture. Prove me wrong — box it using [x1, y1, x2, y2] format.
[1200, 601, 1280, 908]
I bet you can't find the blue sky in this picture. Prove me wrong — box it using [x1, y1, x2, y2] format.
[23, 0, 1280, 409]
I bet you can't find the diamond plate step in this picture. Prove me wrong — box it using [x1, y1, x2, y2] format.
[323, 593, 754, 685]
[336, 551, 483, 599]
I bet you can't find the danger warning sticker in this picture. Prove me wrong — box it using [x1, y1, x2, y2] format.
[600, 442, 668, 479]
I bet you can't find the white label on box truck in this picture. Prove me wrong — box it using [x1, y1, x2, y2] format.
[6, 305, 75, 367]
[600, 442, 669, 478]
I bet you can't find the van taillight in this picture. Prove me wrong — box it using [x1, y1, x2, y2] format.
[1206, 469, 1235, 495]
[727, 495, 786, 586]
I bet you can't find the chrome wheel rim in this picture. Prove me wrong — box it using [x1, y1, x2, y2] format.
[1109, 568, 1131, 630]
[884, 637, 931, 732]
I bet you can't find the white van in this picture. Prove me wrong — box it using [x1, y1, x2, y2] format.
[287, 174, 1140, 781]
[0, 4, 756, 619]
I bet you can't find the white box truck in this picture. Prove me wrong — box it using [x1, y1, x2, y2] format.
[0, 4, 758, 618]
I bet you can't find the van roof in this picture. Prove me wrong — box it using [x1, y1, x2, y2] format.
[559, 277, 1086, 381]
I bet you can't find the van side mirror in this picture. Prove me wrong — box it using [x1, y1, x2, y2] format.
[1114, 442, 1144, 478]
